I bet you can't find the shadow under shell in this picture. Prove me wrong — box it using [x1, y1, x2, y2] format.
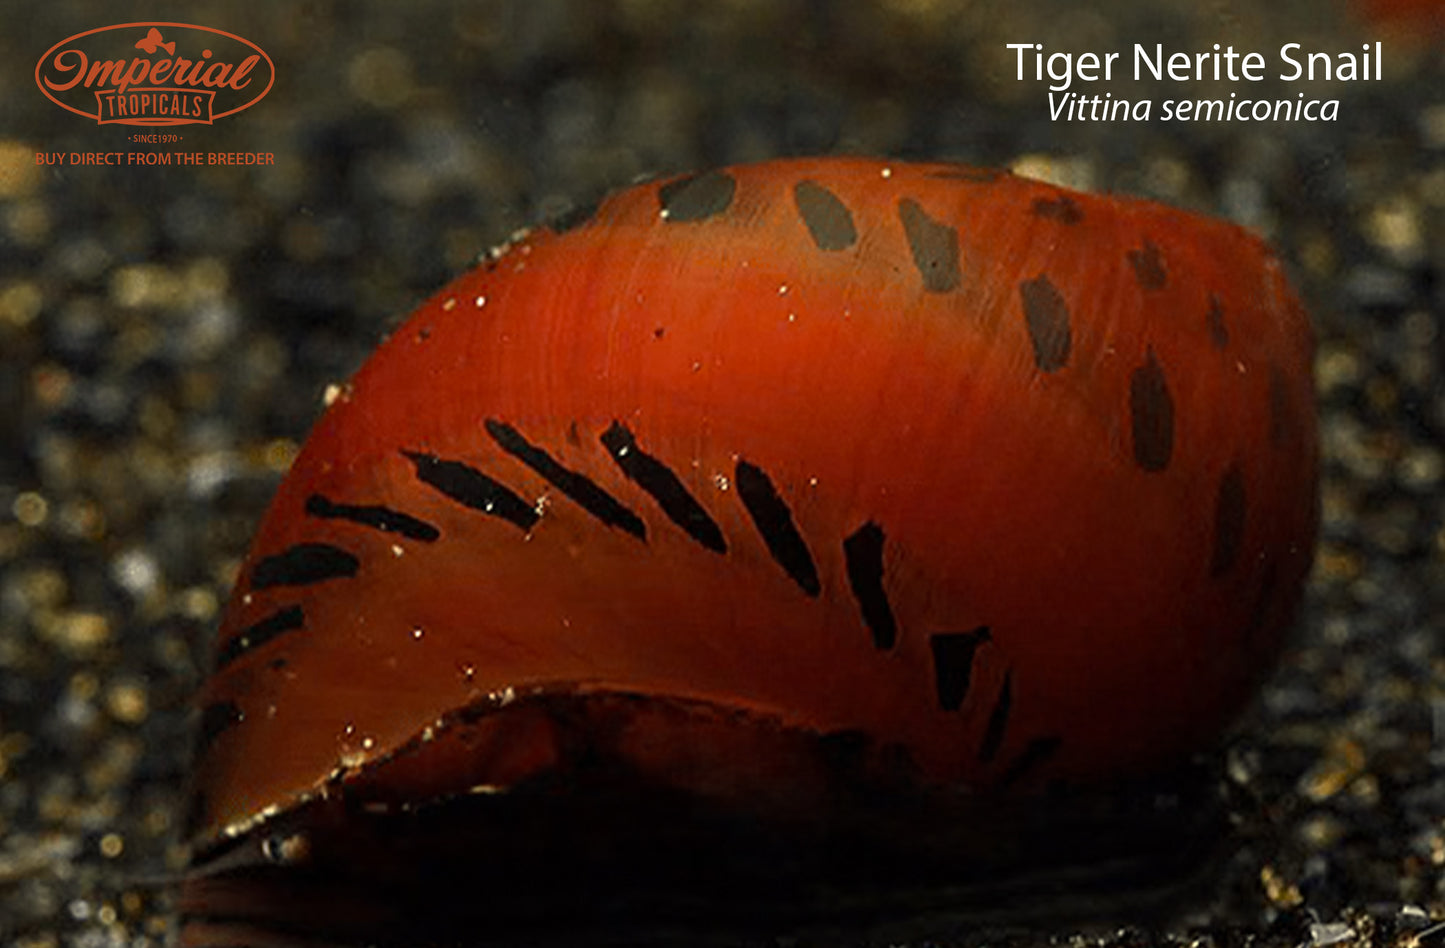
[180, 691, 1231, 947]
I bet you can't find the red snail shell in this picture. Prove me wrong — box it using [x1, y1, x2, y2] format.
[181, 157, 1318, 946]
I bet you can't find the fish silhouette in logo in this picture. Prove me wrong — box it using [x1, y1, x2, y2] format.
[135, 27, 175, 56]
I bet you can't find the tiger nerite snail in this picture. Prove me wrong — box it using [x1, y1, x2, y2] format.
[181, 157, 1318, 946]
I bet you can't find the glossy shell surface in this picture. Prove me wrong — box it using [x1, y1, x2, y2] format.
[189, 157, 1317, 876]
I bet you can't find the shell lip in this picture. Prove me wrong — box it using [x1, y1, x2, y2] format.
[181, 729, 1232, 944]
[188, 681, 879, 860]
[186, 682, 1232, 881]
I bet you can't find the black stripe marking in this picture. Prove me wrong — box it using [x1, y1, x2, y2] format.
[305, 494, 440, 541]
[250, 543, 359, 590]
[735, 460, 820, 597]
[1128, 240, 1167, 290]
[1206, 293, 1229, 349]
[1031, 195, 1083, 224]
[979, 669, 1013, 763]
[485, 419, 646, 539]
[898, 197, 960, 293]
[600, 422, 726, 553]
[195, 700, 243, 760]
[403, 450, 539, 532]
[658, 170, 736, 223]
[1129, 349, 1174, 472]
[793, 180, 857, 251]
[843, 521, 895, 649]
[1001, 735, 1062, 787]
[929, 626, 991, 711]
[1210, 463, 1247, 577]
[1019, 273, 1072, 372]
[215, 605, 304, 671]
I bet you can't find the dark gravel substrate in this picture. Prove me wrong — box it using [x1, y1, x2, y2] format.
[1, 1, 1441, 946]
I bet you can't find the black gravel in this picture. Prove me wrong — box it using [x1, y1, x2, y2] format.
[1, 1, 1441, 946]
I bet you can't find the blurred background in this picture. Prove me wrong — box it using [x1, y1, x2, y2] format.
[0, 0, 1441, 945]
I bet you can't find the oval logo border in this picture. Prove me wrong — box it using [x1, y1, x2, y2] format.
[34, 21, 275, 124]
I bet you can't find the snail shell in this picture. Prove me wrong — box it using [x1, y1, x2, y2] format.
[181, 157, 1317, 946]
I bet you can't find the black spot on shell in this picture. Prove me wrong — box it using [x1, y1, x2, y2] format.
[1206, 294, 1229, 349]
[305, 494, 440, 542]
[403, 451, 540, 532]
[215, 605, 304, 671]
[658, 170, 736, 223]
[1019, 274, 1072, 372]
[734, 460, 820, 598]
[600, 422, 726, 554]
[930, 627, 991, 711]
[1128, 240, 1167, 290]
[793, 180, 857, 252]
[1210, 464, 1247, 577]
[486, 419, 646, 540]
[250, 543, 359, 590]
[1031, 196, 1083, 224]
[898, 198, 960, 293]
[1129, 350, 1174, 472]
[843, 522, 896, 650]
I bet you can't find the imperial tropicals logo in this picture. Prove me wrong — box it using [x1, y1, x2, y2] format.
[35, 22, 274, 126]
